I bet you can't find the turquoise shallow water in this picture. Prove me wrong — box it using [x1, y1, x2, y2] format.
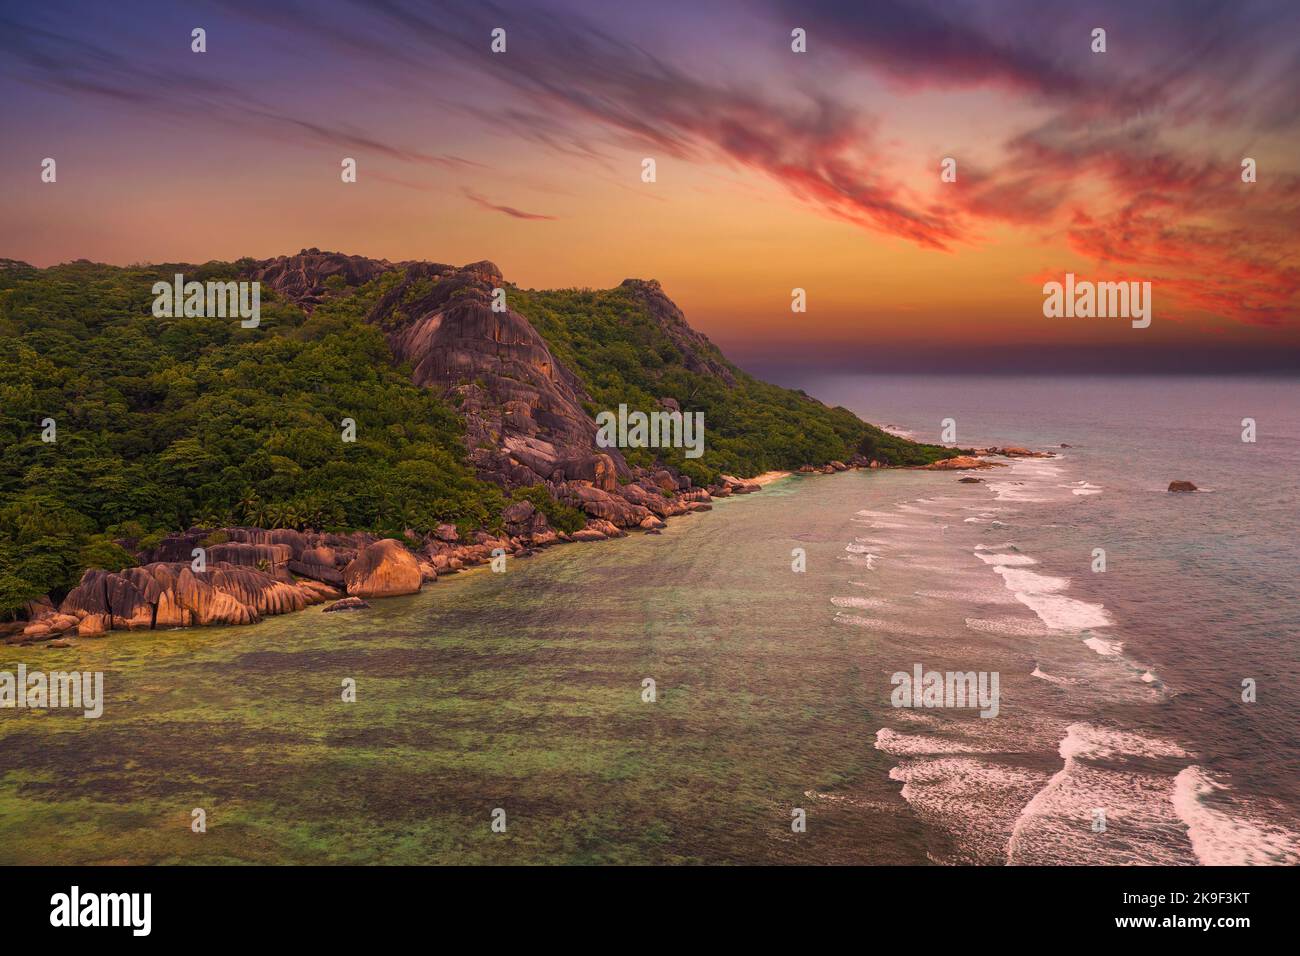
[0, 474, 936, 864]
[2, 374, 1296, 864]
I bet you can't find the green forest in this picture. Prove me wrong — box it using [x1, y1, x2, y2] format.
[0, 259, 955, 615]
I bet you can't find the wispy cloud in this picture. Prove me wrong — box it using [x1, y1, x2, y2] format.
[462, 189, 556, 220]
[0, 13, 476, 171]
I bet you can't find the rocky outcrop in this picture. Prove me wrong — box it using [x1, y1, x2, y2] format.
[22, 560, 343, 642]
[569, 518, 628, 542]
[323, 597, 370, 613]
[1168, 480, 1198, 493]
[363, 260, 630, 491]
[923, 456, 1004, 471]
[290, 546, 348, 586]
[246, 248, 396, 311]
[238, 251, 606, 491]
[236, 254, 747, 532]
[557, 482, 651, 527]
[142, 527, 376, 588]
[718, 474, 762, 494]
[968, 446, 1056, 459]
[343, 539, 423, 598]
[617, 279, 735, 385]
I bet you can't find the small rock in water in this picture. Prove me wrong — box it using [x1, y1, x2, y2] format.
[1167, 480, 1198, 493]
[958, 476, 983, 483]
[323, 597, 371, 613]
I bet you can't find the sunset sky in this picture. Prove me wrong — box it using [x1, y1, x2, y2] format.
[2, 0, 1298, 372]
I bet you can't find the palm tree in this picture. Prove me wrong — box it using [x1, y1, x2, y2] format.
[264, 504, 290, 530]
[198, 504, 233, 529]
[237, 491, 263, 527]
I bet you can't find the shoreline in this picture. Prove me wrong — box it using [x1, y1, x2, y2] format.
[5, 452, 1050, 649]
[4, 466, 811, 648]
[750, 470, 792, 487]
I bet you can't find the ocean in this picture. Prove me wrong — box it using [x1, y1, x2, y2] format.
[800, 372, 1300, 864]
[1, 374, 1296, 864]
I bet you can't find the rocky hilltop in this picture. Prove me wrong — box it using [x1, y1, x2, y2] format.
[246, 250, 809, 525]
[253, 251, 620, 485]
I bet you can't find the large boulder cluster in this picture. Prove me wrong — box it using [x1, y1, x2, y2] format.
[6, 530, 412, 644]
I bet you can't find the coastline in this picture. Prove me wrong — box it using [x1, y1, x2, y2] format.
[3, 466, 808, 648]
[5, 451, 1049, 649]
[750, 470, 792, 487]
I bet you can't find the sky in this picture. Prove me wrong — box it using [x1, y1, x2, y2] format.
[1, 0, 1298, 373]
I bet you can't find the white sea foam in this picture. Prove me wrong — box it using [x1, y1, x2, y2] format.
[974, 551, 1038, 566]
[986, 482, 1052, 503]
[1084, 636, 1124, 656]
[896, 504, 951, 517]
[1007, 723, 1196, 865]
[885, 753, 1050, 865]
[874, 728, 998, 756]
[1017, 593, 1114, 631]
[1172, 766, 1300, 865]
[993, 567, 1068, 592]
[1062, 723, 1190, 760]
[965, 616, 1048, 637]
[915, 588, 1017, 605]
[831, 596, 886, 609]
[1029, 665, 1077, 685]
[990, 566, 1113, 631]
[1070, 481, 1103, 496]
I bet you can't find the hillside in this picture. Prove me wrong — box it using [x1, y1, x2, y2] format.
[0, 251, 958, 617]
[510, 278, 941, 486]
